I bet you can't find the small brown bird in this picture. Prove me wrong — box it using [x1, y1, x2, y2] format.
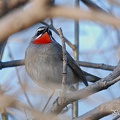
[25, 26, 88, 90]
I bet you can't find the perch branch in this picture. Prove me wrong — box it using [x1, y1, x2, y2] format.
[57, 28, 67, 102]
[74, 97, 120, 120]
[0, 60, 24, 69]
[0, 59, 116, 72]
[49, 61, 120, 114]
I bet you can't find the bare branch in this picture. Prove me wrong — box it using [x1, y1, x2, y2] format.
[1, 0, 120, 45]
[58, 28, 68, 91]
[0, 60, 24, 69]
[0, 0, 28, 17]
[1, 109, 8, 120]
[49, 6, 120, 26]
[0, 86, 8, 120]
[80, 0, 107, 12]
[0, 0, 51, 44]
[112, 115, 120, 120]
[7, 46, 33, 109]
[49, 61, 120, 114]
[77, 61, 116, 71]
[74, 97, 120, 120]
[57, 28, 67, 103]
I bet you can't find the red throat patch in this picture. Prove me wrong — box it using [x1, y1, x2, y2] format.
[33, 32, 52, 44]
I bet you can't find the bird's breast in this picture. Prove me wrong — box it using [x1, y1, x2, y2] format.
[25, 43, 63, 89]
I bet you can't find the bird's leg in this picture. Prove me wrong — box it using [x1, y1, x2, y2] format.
[42, 90, 55, 112]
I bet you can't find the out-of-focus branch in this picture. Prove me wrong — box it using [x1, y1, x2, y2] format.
[0, 0, 51, 44]
[0, 41, 7, 60]
[49, 61, 120, 114]
[80, 0, 107, 12]
[1, 0, 120, 45]
[74, 97, 120, 120]
[77, 61, 116, 71]
[108, 0, 120, 7]
[7, 45, 33, 109]
[49, 6, 120, 25]
[0, 0, 28, 17]
[112, 115, 120, 120]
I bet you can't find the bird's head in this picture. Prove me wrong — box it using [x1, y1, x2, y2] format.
[32, 26, 53, 44]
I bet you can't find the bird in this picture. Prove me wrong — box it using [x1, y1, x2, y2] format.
[25, 26, 90, 91]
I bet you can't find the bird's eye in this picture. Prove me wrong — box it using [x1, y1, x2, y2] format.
[36, 30, 44, 37]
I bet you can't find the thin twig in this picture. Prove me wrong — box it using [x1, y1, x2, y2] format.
[0, 60, 24, 69]
[77, 61, 116, 71]
[57, 28, 67, 103]
[58, 28, 67, 90]
[0, 59, 116, 71]
[7, 45, 33, 109]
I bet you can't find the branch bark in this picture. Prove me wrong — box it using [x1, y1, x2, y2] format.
[74, 97, 120, 120]
[57, 28, 68, 99]
[49, 61, 120, 114]
[0, 60, 24, 69]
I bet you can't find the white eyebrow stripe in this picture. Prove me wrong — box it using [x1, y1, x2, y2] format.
[37, 28, 45, 32]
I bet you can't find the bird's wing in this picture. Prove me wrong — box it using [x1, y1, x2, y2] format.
[53, 41, 88, 86]
[83, 71, 101, 82]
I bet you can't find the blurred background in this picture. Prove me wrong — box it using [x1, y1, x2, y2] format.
[0, 0, 120, 119]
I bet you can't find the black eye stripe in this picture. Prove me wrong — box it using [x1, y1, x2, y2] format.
[36, 30, 45, 36]
[35, 27, 52, 37]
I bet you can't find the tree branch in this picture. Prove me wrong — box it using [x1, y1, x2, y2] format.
[77, 61, 116, 71]
[74, 97, 120, 120]
[0, 60, 24, 69]
[57, 28, 68, 103]
[1, 0, 120, 44]
[0, 0, 28, 17]
[49, 61, 120, 114]
[80, 0, 107, 12]
[0, 0, 51, 44]
[0, 59, 116, 72]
